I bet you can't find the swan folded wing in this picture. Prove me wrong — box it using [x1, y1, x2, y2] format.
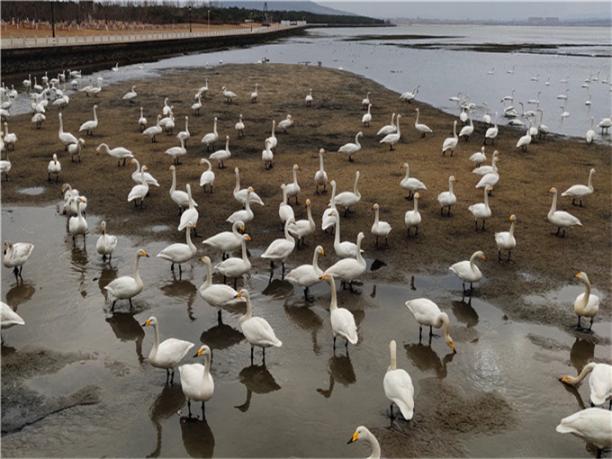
[243, 317, 282, 347]
[405, 299, 439, 325]
[179, 210, 199, 231]
[200, 284, 236, 306]
[128, 185, 147, 202]
[384, 369, 414, 420]
[326, 259, 363, 279]
[286, 265, 318, 286]
[331, 309, 358, 344]
[591, 366, 612, 405]
[157, 243, 190, 262]
[261, 240, 293, 259]
[556, 409, 612, 448]
[155, 339, 194, 366]
[561, 185, 589, 197]
[11, 243, 34, 260]
[105, 276, 139, 297]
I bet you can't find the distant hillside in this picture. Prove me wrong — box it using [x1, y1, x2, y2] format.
[217, 1, 352, 16]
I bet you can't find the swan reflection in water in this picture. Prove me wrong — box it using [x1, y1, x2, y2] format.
[5, 281, 35, 309]
[179, 415, 215, 458]
[146, 384, 185, 458]
[199, 312, 244, 351]
[160, 280, 197, 321]
[235, 363, 281, 412]
[283, 298, 324, 354]
[106, 312, 145, 363]
[570, 336, 595, 373]
[316, 350, 356, 398]
[404, 342, 456, 379]
[451, 299, 479, 328]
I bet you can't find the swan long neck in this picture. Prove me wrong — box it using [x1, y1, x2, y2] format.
[354, 133, 361, 146]
[242, 296, 253, 320]
[185, 228, 195, 253]
[203, 351, 211, 376]
[152, 321, 160, 354]
[93, 106, 97, 121]
[564, 362, 595, 385]
[330, 182, 337, 205]
[312, 250, 321, 271]
[440, 314, 452, 343]
[448, 178, 454, 194]
[356, 236, 364, 264]
[132, 159, 140, 174]
[134, 254, 143, 286]
[549, 190, 557, 214]
[170, 168, 176, 193]
[414, 195, 419, 212]
[453, 122, 457, 137]
[388, 341, 397, 370]
[241, 238, 249, 262]
[404, 164, 410, 180]
[366, 431, 382, 459]
[234, 170, 240, 192]
[281, 186, 288, 205]
[307, 203, 314, 226]
[328, 277, 338, 310]
[292, 167, 298, 185]
[509, 220, 515, 236]
[581, 277, 591, 303]
[396, 116, 401, 135]
[203, 258, 212, 288]
[334, 212, 341, 243]
[415, 110, 420, 124]
[483, 188, 490, 209]
[587, 170, 594, 190]
[374, 207, 380, 225]
[353, 173, 360, 196]
[319, 153, 324, 172]
[284, 219, 295, 243]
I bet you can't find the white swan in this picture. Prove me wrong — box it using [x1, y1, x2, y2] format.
[414, 108, 432, 137]
[96, 143, 133, 166]
[96, 220, 118, 261]
[222, 86, 237, 103]
[209, 135, 231, 169]
[233, 167, 265, 206]
[250, 84, 259, 103]
[3, 241, 34, 278]
[320, 273, 358, 347]
[459, 116, 474, 141]
[548, 187, 582, 237]
[178, 184, 199, 232]
[400, 85, 419, 102]
[191, 95, 202, 116]
[47, 153, 61, 183]
[265, 120, 277, 149]
[472, 152, 499, 176]
[322, 180, 338, 232]
[556, 408, 612, 454]
[561, 168, 595, 206]
[332, 209, 359, 258]
[214, 234, 252, 286]
[177, 116, 190, 146]
[165, 137, 187, 165]
[560, 362, 612, 407]
[278, 114, 294, 133]
[305, 88, 313, 106]
[142, 316, 194, 383]
[227, 188, 255, 225]
[157, 225, 197, 275]
[516, 126, 532, 151]
[362, 104, 372, 127]
[404, 192, 422, 237]
[494, 215, 517, 261]
[377, 113, 396, 136]
[261, 219, 296, 278]
[78, 104, 98, 135]
[279, 184, 295, 225]
[476, 168, 500, 192]
[325, 232, 366, 288]
[405, 299, 456, 351]
[288, 198, 315, 246]
[143, 115, 162, 142]
[179, 344, 214, 417]
[371, 203, 391, 247]
[68, 196, 88, 242]
[442, 120, 458, 156]
[199, 256, 239, 312]
[361, 91, 371, 110]
[400, 162, 427, 199]
[122, 85, 137, 102]
[449, 250, 486, 294]
[1, 302, 25, 330]
[334, 171, 361, 215]
[68, 138, 85, 163]
[572, 272, 600, 331]
[105, 249, 149, 310]
[199, 159, 215, 192]
[484, 112, 498, 144]
[235, 114, 245, 137]
[380, 114, 402, 151]
[468, 185, 493, 230]
[347, 426, 381, 459]
[127, 165, 149, 208]
[0, 149, 11, 180]
[314, 148, 328, 193]
[383, 340, 415, 420]
[58, 113, 77, 149]
[195, 78, 208, 99]
[201, 116, 219, 151]
[203, 221, 245, 259]
[284, 164, 301, 204]
[339, 131, 363, 161]
[585, 118, 595, 144]
[469, 147, 487, 166]
[437, 176, 457, 216]
[131, 158, 160, 187]
[286, 245, 325, 301]
[169, 165, 198, 212]
[236, 289, 282, 362]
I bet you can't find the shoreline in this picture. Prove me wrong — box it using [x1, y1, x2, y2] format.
[1, 63, 610, 327]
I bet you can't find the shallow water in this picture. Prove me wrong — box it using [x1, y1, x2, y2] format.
[8, 24, 611, 142]
[1, 204, 610, 457]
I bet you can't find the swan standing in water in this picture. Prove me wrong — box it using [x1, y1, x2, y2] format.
[314, 148, 328, 193]
[1, 302, 25, 331]
[3, 241, 34, 279]
[214, 233, 252, 288]
[96, 221, 118, 262]
[199, 256, 239, 316]
[548, 187, 582, 237]
[449, 250, 486, 295]
[556, 408, 612, 456]
[339, 131, 363, 162]
[346, 426, 381, 459]
[468, 185, 493, 231]
[203, 221, 245, 260]
[437, 175, 457, 216]
[334, 171, 361, 216]
[179, 344, 214, 418]
[371, 203, 392, 248]
[405, 298, 456, 351]
[157, 225, 197, 277]
[79, 105, 98, 135]
[404, 192, 422, 237]
[400, 162, 427, 200]
[105, 249, 149, 310]
[279, 184, 295, 226]
[561, 168, 595, 207]
[414, 108, 432, 137]
[235, 289, 282, 363]
[380, 114, 402, 151]
[383, 340, 415, 420]
[68, 196, 88, 243]
[142, 316, 194, 384]
[324, 232, 366, 291]
[286, 245, 325, 301]
[199, 159, 215, 192]
[47, 153, 61, 182]
[377, 113, 396, 136]
[127, 166, 149, 208]
[442, 120, 458, 156]
[560, 362, 612, 407]
[495, 215, 517, 261]
[261, 218, 296, 279]
[572, 272, 600, 331]
[320, 273, 358, 348]
[178, 185, 199, 234]
[289, 199, 315, 247]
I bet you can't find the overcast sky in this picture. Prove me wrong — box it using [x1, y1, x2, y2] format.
[319, 1, 610, 20]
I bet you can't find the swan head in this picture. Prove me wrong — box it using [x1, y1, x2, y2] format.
[356, 131, 363, 137]
[347, 426, 370, 445]
[549, 187, 558, 194]
[509, 214, 517, 222]
[305, 198, 311, 207]
[95, 143, 107, 154]
[141, 316, 158, 327]
[316, 245, 325, 257]
[589, 168, 596, 175]
[472, 250, 486, 261]
[243, 233, 252, 242]
[100, 221, 107, 233]
[357, 232, 365, 243]
[193, 344, 210, 358]
[169, 165, 176, 171]
[319, 148, 325, 155]
[137, 249, 150, 258]
[78, 138, 85, 146]
[292, 164, 300, 171]
[3, 241, 12, 254]
[52, 153, 58, 161]
[319, 273, 332, 281]
[237, 221, 246, 233]
[575, 272, 590, 285]
[414, 192, 420, 200]
[372, 203, 380, 210]
[485, 185, 493, 192]
[200, 256, 212, 265]
[247, 186, 254, 193]
[234, 288, 250, 301]
[449, 175, 456, 182]
[287, 114, 293, 120]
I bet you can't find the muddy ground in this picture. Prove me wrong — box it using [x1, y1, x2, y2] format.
[2, 63, 610, 328]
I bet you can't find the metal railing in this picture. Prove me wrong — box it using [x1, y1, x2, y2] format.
[0, 23, 301, 50]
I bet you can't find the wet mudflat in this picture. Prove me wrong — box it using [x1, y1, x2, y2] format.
[1, 204, 610, 457]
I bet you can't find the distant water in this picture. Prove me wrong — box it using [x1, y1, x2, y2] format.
[11, 24, 612, 141]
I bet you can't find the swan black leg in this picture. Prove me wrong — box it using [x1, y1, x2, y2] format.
[129, 298, 134, 309]
[250, 345, 254, 365]
[419, 325, 422, 342]
[201, 402, 206, 419]
[187, 400, 192, 418]
[333, 336, 337, 349]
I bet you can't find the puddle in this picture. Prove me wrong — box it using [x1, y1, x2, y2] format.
[16, 186, 46, 196]
[1, 205, 611, 457]
[149, 224, 172, 234]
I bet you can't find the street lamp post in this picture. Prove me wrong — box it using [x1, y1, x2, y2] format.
[188, 5, 192, 33]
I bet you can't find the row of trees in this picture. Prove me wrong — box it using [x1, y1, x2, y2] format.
[1, 1, 384, 26]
